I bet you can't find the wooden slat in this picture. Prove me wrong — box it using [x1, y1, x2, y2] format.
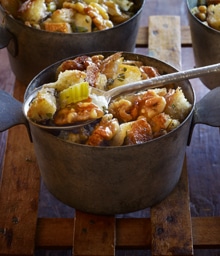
[34, 217, 220, 249]
[136, 27, 148, 46]
[148, 16, 193, 256]
[73, 211, 115, 256]
[0, 81, 40, 255]
[136, 26, 192, 47]
[116, 218, 151, 249]
[181, 26, 192, 46]
[35, 218, 74, 249]
[148, 16, 182, 70]
[151, 160, 193, 255]
[192, 217, 220, 248]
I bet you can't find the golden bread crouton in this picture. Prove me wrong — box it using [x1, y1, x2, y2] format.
[48, 8, 75, 23]
[73, 12, 92, 32]
[164, 87, 192, 121]
[27, 87, 57, 122]
[18, 0, 48, 23]
[109, 63, 142, 89]
[42, 70, 87, 92]
[207, 3, 220, 30]
[53, 70, 87, 92]
[149, 113, 180, 135]
[43, 22, 72, 33]
[43, 7, 75, 32]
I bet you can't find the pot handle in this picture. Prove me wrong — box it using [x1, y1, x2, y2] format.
[188, 87, 220, 144]
[0, 26, 17, 56]
[0, 90, 31, 139]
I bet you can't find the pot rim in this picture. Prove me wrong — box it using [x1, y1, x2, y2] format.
[25, 51, 196, 149]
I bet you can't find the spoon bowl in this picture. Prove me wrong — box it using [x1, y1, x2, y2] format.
[24, 62, 220, 130]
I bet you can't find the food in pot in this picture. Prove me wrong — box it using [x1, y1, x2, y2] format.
[27, 52, 192, 146]
[191, 0, 220, 30]
[1, 0, 136, 33]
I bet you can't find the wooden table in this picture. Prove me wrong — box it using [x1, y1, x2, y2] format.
[0, 1, 220, 255]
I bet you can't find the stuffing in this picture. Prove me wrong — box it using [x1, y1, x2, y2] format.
[191, 1, 220, 31]
[17, 0, 48, 23]
[164, 87, 192, 121]
[207, 3, 220, 30]
[2, 0, 136, 33]
[26, 53, 192, 146]
[27, 87, 56, 122]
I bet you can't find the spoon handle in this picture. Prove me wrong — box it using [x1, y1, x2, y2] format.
[107, 63, 220, 99]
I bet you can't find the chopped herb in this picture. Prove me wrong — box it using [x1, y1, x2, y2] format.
[71, 23, 88, 33]
[117, 73, 126, 82]
[102, 106, 108, 113]
[46, 113, 53, 118]
[76, 26, 88, 33]
[107, 78, 114, 86]
[172, 103, 176, 109]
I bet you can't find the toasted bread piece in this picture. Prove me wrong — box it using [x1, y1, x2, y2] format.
[109, 63, 142, 89]
[18, 0, 48, 23]
[49, 7, 75, 23]
[27, 87, 57, 122]
[73, 13, 92, 32]
[207, 3, 220, 30]
[43, 22, 72, 33]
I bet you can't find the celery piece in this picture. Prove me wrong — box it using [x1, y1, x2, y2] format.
[47, 2, 56, 12]
[59, 82, 89, 108]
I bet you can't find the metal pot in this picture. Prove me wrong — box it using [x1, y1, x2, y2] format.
[0, 0, 144, 85]
[187, 0, 220, 89]
[1, 52, 220, 215]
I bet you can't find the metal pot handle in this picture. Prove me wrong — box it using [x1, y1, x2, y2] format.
[0, 26, 11, 48]
[0, 26, 17, 56]
[188, 87, 220, 144]
[0, 90, 31, 138]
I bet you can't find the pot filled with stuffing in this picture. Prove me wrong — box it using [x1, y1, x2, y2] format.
[187, 0, 220, 89]
[1, 52, 220, 214]
[0, 0, 144, 85]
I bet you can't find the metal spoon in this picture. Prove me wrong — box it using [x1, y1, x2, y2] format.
[24, 62, 220, 130]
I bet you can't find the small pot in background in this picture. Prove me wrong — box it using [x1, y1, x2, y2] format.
[187, 0, 220, 90]
[0, 0, 145, 85]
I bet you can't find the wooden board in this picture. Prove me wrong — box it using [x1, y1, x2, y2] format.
[73, 211, 115, 256]
[151, 160, 193, 255]
[148, 16, 182, 70]
[34, 216, 220, 249]
[148, 16, 193, 256]
[0, 82, 40, 255]
[136, 26, 192, 47]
